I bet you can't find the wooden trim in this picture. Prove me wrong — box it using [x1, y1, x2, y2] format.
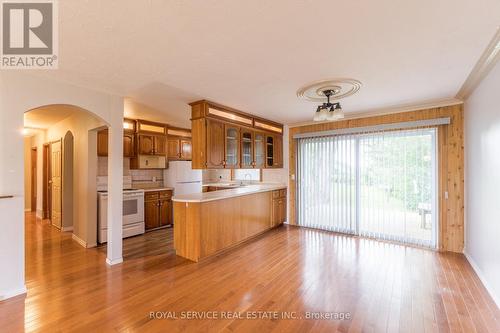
[167, 126, 191, 138]
[42, 143, 51, 220]
[30, 147, 37, 212]
[189, 99, 284, 132]
[288, 99, 463, 128]
[288, 104, 464, 253]
[123, 118, 136, 132]
[136, 119, 168, 135]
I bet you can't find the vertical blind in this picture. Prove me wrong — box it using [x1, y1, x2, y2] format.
[297, 128, 437, 248]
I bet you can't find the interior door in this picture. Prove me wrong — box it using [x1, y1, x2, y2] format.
[50, 140, 62, 228]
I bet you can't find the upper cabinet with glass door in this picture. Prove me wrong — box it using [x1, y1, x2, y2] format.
[189, 100, 284, 169]
[241, 129, 254, 168]
[253, 132, 266, 168]
[224, 125, 240, 168]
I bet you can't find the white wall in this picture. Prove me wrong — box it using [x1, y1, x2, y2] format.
[0, 72, 124, 300]
[23, 137, 32, 211]
[464, 60, 500, 307]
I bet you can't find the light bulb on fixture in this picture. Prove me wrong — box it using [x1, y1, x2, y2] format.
[313, 89, 343, 122]
[332, 104, 344, 120]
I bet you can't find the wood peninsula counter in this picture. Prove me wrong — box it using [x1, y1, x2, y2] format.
[172, 184, 287, 262]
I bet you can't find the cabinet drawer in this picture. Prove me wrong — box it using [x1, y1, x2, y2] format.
[279, 189, 286, 198]
[159, 190, 172, 199]
[272, 190, 280, 199]
[145, 191, 159, 201]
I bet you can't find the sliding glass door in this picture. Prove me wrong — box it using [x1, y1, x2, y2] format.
[297, 128, 437, 248]
[297, 135, 357, 234]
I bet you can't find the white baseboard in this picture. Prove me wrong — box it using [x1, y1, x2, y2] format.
[0, 285, 27, 301]
[464, 251, 500, 309]
[61, 226, 73, 232]
[106, 257, 123, 266]
[71, 234, 87, 248]
[36, 209, 43, 219]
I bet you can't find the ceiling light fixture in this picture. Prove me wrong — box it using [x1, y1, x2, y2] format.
[313, 89, 344, 122]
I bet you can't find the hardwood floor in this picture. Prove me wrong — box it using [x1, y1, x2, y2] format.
[0, 213, 498, 332]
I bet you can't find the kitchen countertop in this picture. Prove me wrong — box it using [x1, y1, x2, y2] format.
[172, 184, 287, 203]
[202, 182, 247, 188]
[135, 187, 174, 192]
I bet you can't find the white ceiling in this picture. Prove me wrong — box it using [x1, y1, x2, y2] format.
[35, 0, 500, 126]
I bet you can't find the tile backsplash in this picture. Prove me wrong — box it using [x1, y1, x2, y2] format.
[202, 169, 231, 183]
[98, 156, 164, 188]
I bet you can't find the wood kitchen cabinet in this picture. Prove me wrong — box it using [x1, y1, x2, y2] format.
[167, 127, 192, 161]
[137, 134, 167, 155]
[253, 132, 266, 168]
[274, 135, 283, 168]
[144, 190, 173, 231]
[123, 133, 135, 157]
[144, 199, 160, 230]
[266, 134, 283, 168]
[271, 189, 287, 227]
[167, 137, 181, 159]
[240, 129, 254, 168]
[224, 125, 240, 168]
[180, 139, 192, 160]
[206, 119, 225, 168]
[135, 119, 168, 156]
[190, 100, 284, 169]
[97, 129, 136, 157]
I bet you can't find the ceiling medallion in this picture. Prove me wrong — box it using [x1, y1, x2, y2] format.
[296, 78, 362, 121]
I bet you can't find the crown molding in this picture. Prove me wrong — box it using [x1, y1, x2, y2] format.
[288, 98, 463, 128]
[456, 27, 500, 100]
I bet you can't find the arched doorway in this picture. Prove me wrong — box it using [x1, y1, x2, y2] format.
[23, 104, 110, 247]
[0, 73, 125, 301]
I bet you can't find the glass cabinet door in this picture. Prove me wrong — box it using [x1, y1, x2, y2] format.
[225, 125, 240, 168]
[266, 135, 274, 167]
[241, 130, 253, 168]
[254, 132, 265, 168]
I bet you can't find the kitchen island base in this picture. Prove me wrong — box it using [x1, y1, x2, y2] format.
[174, 189, 285, 262]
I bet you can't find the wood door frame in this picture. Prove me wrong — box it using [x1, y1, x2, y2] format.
[42, 143, 51, 219]
[50, 139, 63, 228]
[30, 147, 37, 212]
